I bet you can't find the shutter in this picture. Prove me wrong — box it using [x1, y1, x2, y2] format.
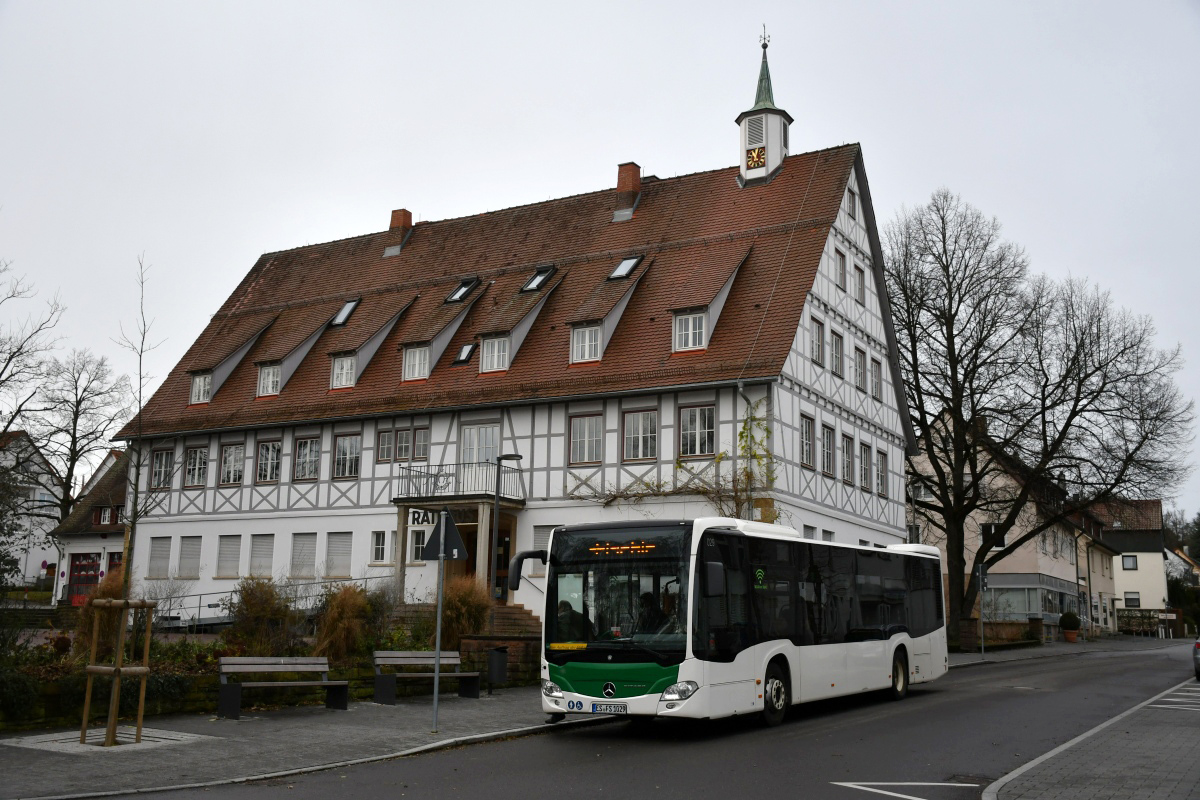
[148, 537, 171, 579]
[747, 115, 765, 147]
[326, 532, 352, 577]
[217, 535, 241, 578]
[531, 525, 557, 576]
[177, 536, 202, 579]
[250, 534, 274, 577]
[291, 533, 316, 578]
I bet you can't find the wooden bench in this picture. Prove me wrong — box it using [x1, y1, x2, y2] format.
[218, 657, 349, 720]
[372, 651, 481, 704]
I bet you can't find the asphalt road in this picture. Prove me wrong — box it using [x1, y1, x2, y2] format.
[145, 644, 1192, 800]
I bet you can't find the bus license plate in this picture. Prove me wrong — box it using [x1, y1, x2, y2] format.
[592, 703, 627, 714]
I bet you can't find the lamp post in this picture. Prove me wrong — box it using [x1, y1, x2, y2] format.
[489, 453, 523, 612]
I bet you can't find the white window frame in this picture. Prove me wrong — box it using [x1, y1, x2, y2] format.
[333, 434, 362, 479]
[831, 331, 844, 377]
[480, 337, 510, 372]
[190, 373, 211, 404]
[404, 346, 430, 380]
[219, 444, 244, 486]
[799, 415, 814, 468]
[183, 447, 208, 489]
[876, 450, 888, 497]
[841, 434, 854, 484]
[410, 529, 427, 563]
[151, 450, 174, 490]
[847, 188, 858, 219]
[569, 415, 603, 465]
[256, 441, 281, 483]
[257, 364, 281, 396]
[855, 266, 866, 305]
[571, 325, 601, 363]
[376, 430, 395, 463]
[372, 530, 390, 564]
[679, 406, 716, 457]
[461, 424, 499, 465]
[100, 507, 112, 525]
[810, 318, 824, 366]
[623, 410, 657, 461]
[331, 355, 356, 388]
[855, 348, 867, 392]
[821, 425, 836, 476]
[859, 443, 872, 490]
[835, 250, 847, 291]
[673, 312, 706, 352]
[293, 437, 321, 481]
[871, 359, 883, 401]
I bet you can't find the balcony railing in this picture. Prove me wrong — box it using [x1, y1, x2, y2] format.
[392, 462, 524, 504]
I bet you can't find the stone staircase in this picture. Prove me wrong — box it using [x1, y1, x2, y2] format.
[390, 602, 541, 637]
[0, 604, 78, 630]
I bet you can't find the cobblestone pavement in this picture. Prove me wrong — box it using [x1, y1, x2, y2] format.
[986, 677, 1200, 800]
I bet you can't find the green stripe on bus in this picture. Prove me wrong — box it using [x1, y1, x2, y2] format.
[550, 661, 679, 699]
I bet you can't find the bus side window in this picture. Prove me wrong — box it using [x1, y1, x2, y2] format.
[695, 534, 752, 662]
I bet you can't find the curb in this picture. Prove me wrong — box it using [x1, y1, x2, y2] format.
[15, 714, 618, 800]
[980, 677, 1194, 800]
[949, 640, 1185, 670]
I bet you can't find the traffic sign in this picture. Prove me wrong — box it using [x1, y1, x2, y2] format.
[423, 507, 469, 560]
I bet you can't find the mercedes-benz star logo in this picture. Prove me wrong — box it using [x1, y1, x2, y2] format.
[602, 682, 616, 698]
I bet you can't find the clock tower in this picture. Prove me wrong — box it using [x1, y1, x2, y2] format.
[736, 33, 793, 187]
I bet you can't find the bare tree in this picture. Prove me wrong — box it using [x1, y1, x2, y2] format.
[113, 257, 166, 599]
[35, 349, 131, 524]
[0, 260, 63, 437]
[885, 189, 1194, 646]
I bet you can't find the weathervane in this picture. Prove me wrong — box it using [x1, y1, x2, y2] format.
[760, 24, 770, 50]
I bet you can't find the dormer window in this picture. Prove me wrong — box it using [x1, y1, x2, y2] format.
[610, 256, 642, 279]
[446, 278, 479, 303]
[404, 345, 430, 380]
[452, 343, 476, 365]
[522, 266, 555, 292]
[331, 355, 356, 388]
[571, 325, 601, 363]
[257, 364, 281, 396]
[190, 373, 212, 404]
[331, 299, 359, 327]
[674, 312, 706, 352]
[480, 336, 509, 372]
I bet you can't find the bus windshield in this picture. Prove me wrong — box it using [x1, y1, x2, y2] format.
[545, 525, 691, 665]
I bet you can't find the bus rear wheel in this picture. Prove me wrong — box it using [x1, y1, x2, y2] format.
[889, 651, 909, 701]
[762, 663, 789, 726]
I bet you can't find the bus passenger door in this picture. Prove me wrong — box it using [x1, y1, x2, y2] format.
[697, 534, 757, 717]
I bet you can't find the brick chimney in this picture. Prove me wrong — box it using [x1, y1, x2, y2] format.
[613, 162, 641, 222]
[389, 208, 412, 233]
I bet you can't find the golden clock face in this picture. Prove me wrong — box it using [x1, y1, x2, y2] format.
[746, 147, 766, 169]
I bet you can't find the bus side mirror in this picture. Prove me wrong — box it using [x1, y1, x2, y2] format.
[704, 561, 726, 597]
[508, 549, 547, 591]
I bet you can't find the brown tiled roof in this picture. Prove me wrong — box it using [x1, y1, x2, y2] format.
[1093, 499, 1164, 532]
[53, 453, 128, 536]
[120, 145, 863, 438]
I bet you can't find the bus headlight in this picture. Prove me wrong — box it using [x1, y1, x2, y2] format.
[660, 681, 698, 701]
[541, 680, 564, 699]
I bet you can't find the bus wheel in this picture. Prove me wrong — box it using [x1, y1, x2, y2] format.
[889, 651, 909, 701]
[762, 663, 789, 726]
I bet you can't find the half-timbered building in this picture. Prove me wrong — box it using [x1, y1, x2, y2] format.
[116, 44, 916, 618]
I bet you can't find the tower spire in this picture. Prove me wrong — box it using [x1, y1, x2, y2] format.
[754, 25, 776, 110]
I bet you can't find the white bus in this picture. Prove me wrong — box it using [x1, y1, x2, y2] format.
[509, 517, 947, 725]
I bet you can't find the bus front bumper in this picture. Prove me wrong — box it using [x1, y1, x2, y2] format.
[541, 689, 703, 719]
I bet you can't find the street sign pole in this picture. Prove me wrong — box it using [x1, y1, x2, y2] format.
[431, 509, 447, 733]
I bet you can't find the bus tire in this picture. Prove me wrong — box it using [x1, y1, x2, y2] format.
[762, 663, 789, 726]
[889, 650, 909, 701]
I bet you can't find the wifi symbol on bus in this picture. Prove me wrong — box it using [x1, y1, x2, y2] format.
[755, 569, 765, 584]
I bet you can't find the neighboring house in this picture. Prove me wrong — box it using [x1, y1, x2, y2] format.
[907, 440, 1116, 639]
[49, 452, 128, 606]
[1094, 500, 1169, 625]
[1166, 547, 1200, 586]
[1075, 508, 1119, 635]
[0, 430, 61, 588]
[115, 44, 916, 620]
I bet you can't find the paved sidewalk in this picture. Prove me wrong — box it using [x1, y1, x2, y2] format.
[949, 634, 1182, 668]
[985, 675, 1200, 800]
[0, 686, 576, 800]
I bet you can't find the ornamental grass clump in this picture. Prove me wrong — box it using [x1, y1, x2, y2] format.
[436, 576, 490, 650]
[313, 585, 372, 663]
[220, 577, 301, 656]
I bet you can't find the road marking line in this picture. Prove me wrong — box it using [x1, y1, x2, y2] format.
[982, 677, 1194, 800]
[831, 782, 978, 800]
[1148, 704, 1200, 711]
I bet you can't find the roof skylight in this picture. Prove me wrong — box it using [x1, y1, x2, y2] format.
[452, 343, 476, 364]
[610, 256, 642, 279]
[330, 299, 360, 326]
[446, 279, 479, 303]
[522, 266, 556, 292]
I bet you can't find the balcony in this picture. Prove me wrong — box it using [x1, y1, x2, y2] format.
[391, 462, 525, 505]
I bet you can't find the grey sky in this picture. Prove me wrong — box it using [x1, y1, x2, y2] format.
[2, 1, 1198, 510]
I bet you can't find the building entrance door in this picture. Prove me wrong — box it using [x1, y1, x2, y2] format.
[69, 552, 101, 606]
